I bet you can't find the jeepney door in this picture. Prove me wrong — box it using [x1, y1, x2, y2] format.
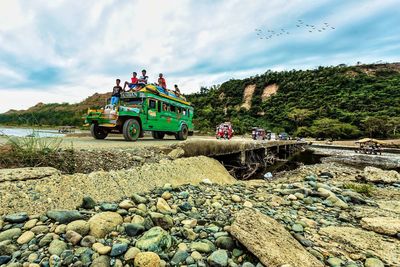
[146, 98, 160, 130]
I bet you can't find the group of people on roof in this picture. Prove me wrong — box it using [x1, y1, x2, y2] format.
[110, 69, 182, 106]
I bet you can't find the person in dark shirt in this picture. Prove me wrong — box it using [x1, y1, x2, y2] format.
[137, 69, 148, 88]
[174, 84, 181, 96]
[111, 79, 123, 106]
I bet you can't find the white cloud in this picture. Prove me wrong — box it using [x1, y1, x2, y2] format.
[0, 0, 399, 113]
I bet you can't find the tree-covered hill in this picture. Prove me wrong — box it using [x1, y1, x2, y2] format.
[186, 63, 400, 139]
[1, 63, 399, 139]
[0, 93, 111, 126]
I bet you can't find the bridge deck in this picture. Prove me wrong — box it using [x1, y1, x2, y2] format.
[177, 139, 307, 157]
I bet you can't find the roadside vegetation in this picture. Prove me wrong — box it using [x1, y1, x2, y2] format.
[0, 134, 75, 172]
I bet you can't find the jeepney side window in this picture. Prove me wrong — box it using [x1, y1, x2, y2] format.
[177, 107, 182, 114]
[170, 105, 176, 112]
[158, 101, 162, 112]
[163, 103, 168, 111]
[183, 109, 187, 116]
[149, 99, 156, 109]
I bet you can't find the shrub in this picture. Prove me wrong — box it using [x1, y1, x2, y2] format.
[343, 182, 374, 196]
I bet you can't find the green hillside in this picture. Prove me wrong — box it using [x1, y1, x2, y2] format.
[186, 63, 400, 138]
[1, 63, 399, 139]
[0, 93, 111, 126]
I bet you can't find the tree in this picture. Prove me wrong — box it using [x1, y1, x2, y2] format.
[308, 118, 360, 140]
[288, 108, 314, 127]
[388, 117, 400, 137]
[361, 116, 391, 138]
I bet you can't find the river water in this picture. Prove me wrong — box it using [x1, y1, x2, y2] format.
[0, 127, 65, 138]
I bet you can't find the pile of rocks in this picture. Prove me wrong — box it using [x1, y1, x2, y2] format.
[0, 164, 399, 267]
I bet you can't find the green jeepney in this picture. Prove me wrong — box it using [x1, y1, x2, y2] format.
[84, 85, 194, 141]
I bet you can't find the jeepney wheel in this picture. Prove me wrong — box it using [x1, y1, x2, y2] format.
[176, 124, 188, 140]
[123, 118, 141, 141]
[90, 124, 108, 139]
[152, 131, 165, 140]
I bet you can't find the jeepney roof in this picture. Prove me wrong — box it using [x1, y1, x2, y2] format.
[120, 88, 192, 108]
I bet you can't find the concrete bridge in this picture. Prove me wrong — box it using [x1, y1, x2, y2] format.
[177, 139, 308, 164]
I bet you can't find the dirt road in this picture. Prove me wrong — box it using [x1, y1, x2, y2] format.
[0, 134, 253, 151]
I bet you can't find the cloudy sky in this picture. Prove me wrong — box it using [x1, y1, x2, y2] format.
[0, 0, 399, 113]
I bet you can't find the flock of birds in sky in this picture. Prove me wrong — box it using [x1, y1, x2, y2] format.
[255, 19, 336, 40]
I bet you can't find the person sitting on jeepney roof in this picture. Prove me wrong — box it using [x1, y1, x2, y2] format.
[174, 84, 181, 96]
[111, 79, 123, 106]
[123, 72, 138, 90]
[157, 73, 167, 89]
[137, 69, 148, 88]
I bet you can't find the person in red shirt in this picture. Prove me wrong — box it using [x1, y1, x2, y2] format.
[123, 72, 139, 90]
[157, 73, 167, 89]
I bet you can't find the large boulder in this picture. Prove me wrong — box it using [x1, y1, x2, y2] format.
[360, 217, 400, 236]
[208, 249, 228, 267]
[48, 239, 67, 256]
[4, 212, 29, 223]
[190, 240, 216, 253]
[88, 212, 123, 238]
[319, 226, 400, 266]
[156, 198, 172, 214]
[91, 255, 110, 267]
[361, 167, 400, 184]
[135, 227, 172, 252]
[0, 228, 22, 242]
[47, 210, 83, 224]
[149, 212, 174, 230]
[168, 147, 185, 159]
[229, 208, 323, 267]
[0, 240, 18, 255]
[134, 252, 160, 267]
[66, 220, 90, 236]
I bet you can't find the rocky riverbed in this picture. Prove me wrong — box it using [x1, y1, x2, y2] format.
[0, 162, 399, 267]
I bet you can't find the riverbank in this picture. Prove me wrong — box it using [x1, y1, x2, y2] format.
[309, 146, 400, 171]
[311, 138, 400, 148]
[1, 135, 400, 266]
[0, 162, 399, 266]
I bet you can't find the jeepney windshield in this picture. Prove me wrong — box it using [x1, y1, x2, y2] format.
[121, 98, 143, 106]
